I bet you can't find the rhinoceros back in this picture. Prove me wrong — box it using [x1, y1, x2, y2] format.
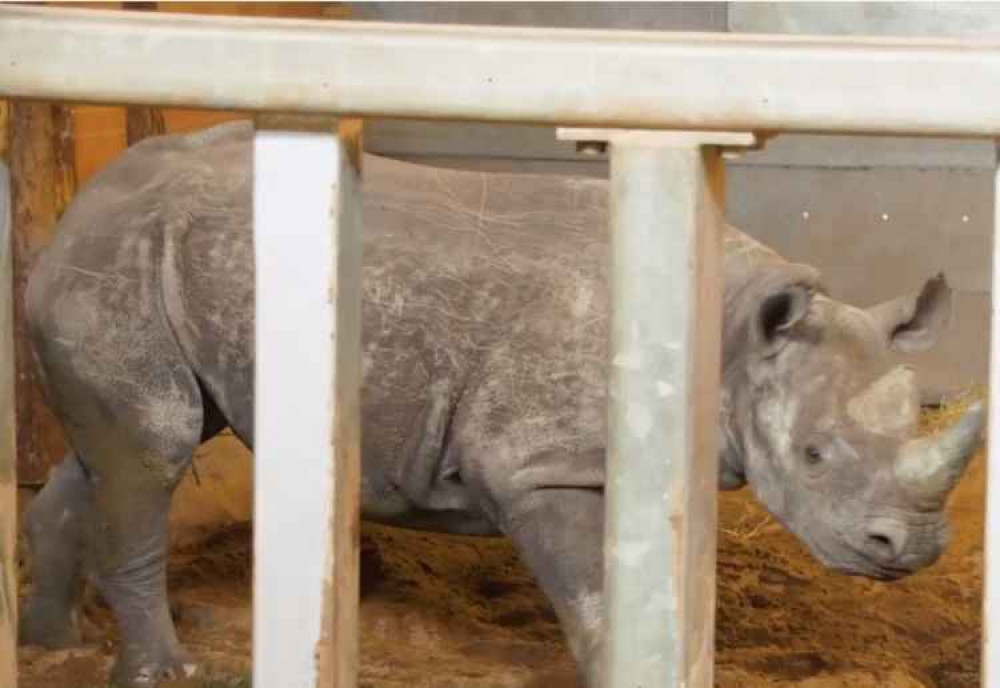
[26, 121, 620, 535]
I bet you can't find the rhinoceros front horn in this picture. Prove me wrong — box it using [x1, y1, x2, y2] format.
[895, 401, 986, 501]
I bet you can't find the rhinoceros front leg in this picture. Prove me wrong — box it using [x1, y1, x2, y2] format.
[20, 453, 92, 649]
[502, 487, 605, 687]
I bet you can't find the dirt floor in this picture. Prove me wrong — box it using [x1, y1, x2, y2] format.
[16, 442, 986, 688]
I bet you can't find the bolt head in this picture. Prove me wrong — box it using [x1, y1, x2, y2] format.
[576, 140, 607, 156]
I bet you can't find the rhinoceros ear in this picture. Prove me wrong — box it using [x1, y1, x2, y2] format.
[867, 273, 952, 353]
[751, 264, 820, 358]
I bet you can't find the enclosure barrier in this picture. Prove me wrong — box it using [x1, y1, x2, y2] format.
[2, 5, 1000, 688]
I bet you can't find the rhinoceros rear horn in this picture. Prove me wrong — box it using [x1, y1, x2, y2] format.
[895, 401, 985, 501]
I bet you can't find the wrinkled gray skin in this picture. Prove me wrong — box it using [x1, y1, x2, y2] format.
[19, 122, 983, 687]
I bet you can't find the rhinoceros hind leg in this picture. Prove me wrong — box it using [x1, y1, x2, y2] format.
[85, 421, 202, 687]
[94, 465, 197, 688]
[19, 454, 91, 649]
[39, 351, 206, 687]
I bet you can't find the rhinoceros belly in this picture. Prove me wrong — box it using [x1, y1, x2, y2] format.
[354, 157, 611, 535]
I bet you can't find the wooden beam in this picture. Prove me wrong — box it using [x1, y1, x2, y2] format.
[71, 106, 125, 185]
[125, 106, 166, 145]
[8, 103, 73, 486]
[252, 117, 362, 688]
[0, 98, 19, 688]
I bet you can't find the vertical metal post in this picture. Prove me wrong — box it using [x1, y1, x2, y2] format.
[253, 117, 363, 688]
[0, 160, 17, 688]
[984, 143, 1000, 687]
[568, 129, 751, 688]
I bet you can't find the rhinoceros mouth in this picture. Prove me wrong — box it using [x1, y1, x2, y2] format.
[857, 564, 915, 582]
[828, 556, 916, 582]
[805, 532, 928, 581]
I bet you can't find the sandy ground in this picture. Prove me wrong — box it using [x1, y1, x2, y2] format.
[16, 443, 986, 688]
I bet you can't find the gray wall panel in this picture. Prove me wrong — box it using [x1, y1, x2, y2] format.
[345, 2, 727, 30]
[733, 135, 996, 170]
[726, 166, 992, 399]
[729, 2, 1000, 37]
[367, 125, 997, 172]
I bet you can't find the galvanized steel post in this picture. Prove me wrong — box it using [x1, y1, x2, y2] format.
[561, 129, 754, 688]
[253, 116, 363, 688]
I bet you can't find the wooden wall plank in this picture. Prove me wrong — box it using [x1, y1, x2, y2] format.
[9, 103, 73, 486]
[0, 100, 19, 688]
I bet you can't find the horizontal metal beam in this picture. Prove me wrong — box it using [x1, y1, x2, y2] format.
[3, 6, 1000, 136]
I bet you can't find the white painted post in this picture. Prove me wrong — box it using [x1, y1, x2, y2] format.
[983, 144, 1000, 687]
[0, 161, 17, 688]
[253, 118, 363, 688]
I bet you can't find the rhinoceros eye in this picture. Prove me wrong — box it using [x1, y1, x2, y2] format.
[803, 445, 824, 466]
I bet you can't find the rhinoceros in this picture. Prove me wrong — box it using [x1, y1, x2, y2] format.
[18, 121, 983, 687]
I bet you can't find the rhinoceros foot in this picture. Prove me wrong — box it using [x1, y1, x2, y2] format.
[110, 644, 198, 688]
[18, 597, 83, 649]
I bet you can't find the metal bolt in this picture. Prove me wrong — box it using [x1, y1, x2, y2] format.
[576, 140, 608, 156]
[801, 211, 810, 220]
[880, 213, 890, 221]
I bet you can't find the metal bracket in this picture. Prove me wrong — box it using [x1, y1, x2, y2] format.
[557, 127, 766, 160]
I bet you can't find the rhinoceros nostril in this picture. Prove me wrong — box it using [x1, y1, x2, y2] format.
[864, 530, 901, 562]
[868, 533, 892, 548]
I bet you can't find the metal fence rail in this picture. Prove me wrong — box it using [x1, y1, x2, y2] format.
[0, 6, 999, 688]
[3, 5, 1000, 136]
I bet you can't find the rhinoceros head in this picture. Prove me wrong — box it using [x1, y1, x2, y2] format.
[722, 267, 983, 580]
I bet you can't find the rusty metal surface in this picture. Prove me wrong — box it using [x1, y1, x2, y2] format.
[4, 6, 1000, 136]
